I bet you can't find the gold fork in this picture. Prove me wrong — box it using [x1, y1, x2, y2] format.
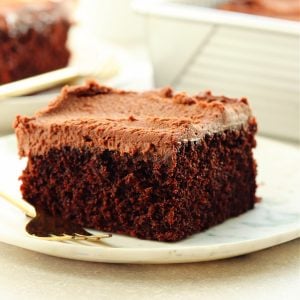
[0, 190, 111, 242]
[0, 56, 119, 101]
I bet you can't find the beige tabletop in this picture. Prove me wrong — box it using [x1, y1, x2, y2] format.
[0, 239, 299, 300]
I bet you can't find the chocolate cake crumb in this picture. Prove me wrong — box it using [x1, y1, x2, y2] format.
[128, 115, 137, 121]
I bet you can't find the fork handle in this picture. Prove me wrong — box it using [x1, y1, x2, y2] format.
[0, 67, 79, 101]
[0, 190, 36, 218]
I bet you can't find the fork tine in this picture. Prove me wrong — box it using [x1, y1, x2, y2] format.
[74, 233, 112, 241]
[63, 233, 73, 239]
[28, 232, 112, 242]
[29, 234, 70, 241]
[74, 233, 92, 240]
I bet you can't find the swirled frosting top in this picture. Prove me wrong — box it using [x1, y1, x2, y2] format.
[14, 81, 255, 158]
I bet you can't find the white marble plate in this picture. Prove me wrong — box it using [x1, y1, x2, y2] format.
[0, 135, 299, 264]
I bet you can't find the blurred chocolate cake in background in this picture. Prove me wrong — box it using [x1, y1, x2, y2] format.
[219, 0, 300, 21]
[0, 0, 72, 84]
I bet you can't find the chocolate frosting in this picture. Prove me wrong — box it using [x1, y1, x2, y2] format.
[0, 0, 72, 36]
[14, 81, 254, 158]
[220, 0, 300, 21]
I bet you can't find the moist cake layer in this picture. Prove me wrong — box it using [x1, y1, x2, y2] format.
[14, 81, 253, 158]
[20, 128, 257, 242]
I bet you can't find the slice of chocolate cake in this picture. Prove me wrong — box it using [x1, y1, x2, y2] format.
[14, 81, 257, 242]
[0, 0, 72, 84]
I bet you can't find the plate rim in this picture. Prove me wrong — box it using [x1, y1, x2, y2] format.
[0, 227, 298, 264]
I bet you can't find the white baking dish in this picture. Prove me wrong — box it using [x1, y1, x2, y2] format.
[134, 0, 300, 142]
